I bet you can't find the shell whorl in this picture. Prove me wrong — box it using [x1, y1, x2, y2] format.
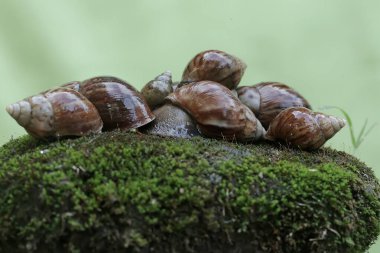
[141, 71, 173, 109]
[166, 81, 265, 141]
[237, 82, 311, 129]
[182, 50, 247, 90]
[6, 100, 33, 127]
[6, 88, 103, 138]
[80, 76, 155, 130]
[6, 95, 54, 137]
[314, 113, 346, 140]
[265, 107, 346, 150]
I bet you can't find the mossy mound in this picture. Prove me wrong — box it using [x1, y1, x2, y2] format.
[0, 131, 379, 253]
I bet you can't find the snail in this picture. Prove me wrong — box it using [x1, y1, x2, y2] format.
[166, 81, 266, 141]
[171, 81, 180, 91]
[60, 81, 81, 91]
[6, 88, 103, 138]
[139, 103, 200, 138]
[237, 82, 311, 129]
[79, 76, 155, 131]
[265, 107, 346, 150]
[181, 50, 247, 90]
[141, 71, 173, 109]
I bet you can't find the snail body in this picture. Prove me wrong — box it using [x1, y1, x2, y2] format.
[265, 107, 346, 150]
[79, 76, 155, 131]
[166, 81, 265, 141]
[141, 71, 173, 109]
[6, 88, 103, 138]
[139, 103, 200, 138]
[237, 82, 311, 129]
[182, 50, 247, 90]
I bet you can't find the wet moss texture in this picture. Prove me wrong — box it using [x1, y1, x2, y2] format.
[0, 131, 379, 253]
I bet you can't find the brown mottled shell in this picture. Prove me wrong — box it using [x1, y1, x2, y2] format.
[182, 50, 247, 90]
[139, 103, 200, 138]
[141, 71, 173, 109]
[80, 76, 155, 130]
[237, 82, 311, 129]
[6, 88, 103, 138]
[265, 107, 346, 150]
[60, 81, 81, 91]
[166, 81, 265, 141]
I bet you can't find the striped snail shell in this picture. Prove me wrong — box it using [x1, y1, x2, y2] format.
[139, 103, 200, 138]
[166, 81, 266, 141]
[141, 71, 173, 109]
[6, 88, 103, 138]
[237, 82, 311, 129]
[265, 107, 346, 150]
[181, 50, 247, 90]
[60, 81, 81, 91]
[79, 76, 155, 131]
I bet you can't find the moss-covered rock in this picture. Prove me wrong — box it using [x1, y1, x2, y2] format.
[0, 131, 379, 253]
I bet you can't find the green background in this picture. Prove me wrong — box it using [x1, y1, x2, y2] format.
[0, 0, 379, 251]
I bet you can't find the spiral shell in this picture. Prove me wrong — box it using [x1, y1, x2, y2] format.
[166, 81, 265, 141]
[79, 76, 155, 130]
[265, 107, 346, 150]
[6, 88, 103, 138]
[237, 82, 311, 129]
[181, 50, 247, 90]
[139, 103, 200, 138]
[141, 71, 173, 109]
[60, 81, 81, 91]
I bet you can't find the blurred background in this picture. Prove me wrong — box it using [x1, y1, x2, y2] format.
[0, 0, 379, 250]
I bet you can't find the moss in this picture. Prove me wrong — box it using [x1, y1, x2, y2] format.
[0, 131, 379, 253]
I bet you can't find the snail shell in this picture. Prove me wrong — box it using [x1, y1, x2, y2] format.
[237, 82, 311, 129]
[139, 103, 200, 138]
[79, 76, 155, 131]
[172, 81, 180, 91]
[60, 81, 81, 91]
[181, 50, 247, 90]
[6, 88, 103, 138]
[141, 71, 173, 109]
[166, 81, 266, 141]
[265, 107, 346, 150]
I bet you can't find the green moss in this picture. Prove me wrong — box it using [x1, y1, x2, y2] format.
[0, 131, 379, 253]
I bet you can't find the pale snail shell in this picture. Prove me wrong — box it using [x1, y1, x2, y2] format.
[237, 82, 311, 129]
[265, 107, 346, 150]
[166, 81, 266, 141]
[60, 81, 81, 91]
[181, 50, 247, 90]
[171, 81, 180, 91]
[6, 88, 103, 138]
[141, 71, 173, 109]
[79, 76, 155, 131]
[139, 103, 200, 138]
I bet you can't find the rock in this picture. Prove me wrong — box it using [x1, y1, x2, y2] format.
[0, 131, 379, 253]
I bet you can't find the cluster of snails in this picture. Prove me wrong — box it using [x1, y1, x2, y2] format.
[6, 50, 345, 150]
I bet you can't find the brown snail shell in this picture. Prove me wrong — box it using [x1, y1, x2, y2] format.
[139, 103, 200, 138]
[60, 81, 81, 91]
[237, 82, 311, 129]
[79, 76, 155, 131]
[166, 81, 266, 141]
[265, 107, 346, 150]
[181, 50, 247, 90]
[141, 71, 173, 109]
[6, 88, 103, 138]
